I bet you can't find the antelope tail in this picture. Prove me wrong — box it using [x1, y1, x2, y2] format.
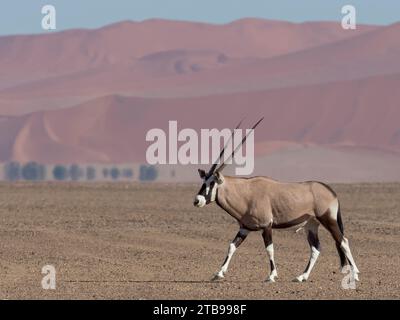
[337, 201, 344, 235]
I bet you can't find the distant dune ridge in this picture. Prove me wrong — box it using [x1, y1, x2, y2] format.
[1, 18, 400, 182]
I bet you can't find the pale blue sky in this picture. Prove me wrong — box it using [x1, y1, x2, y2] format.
[1, 0, 399, 35]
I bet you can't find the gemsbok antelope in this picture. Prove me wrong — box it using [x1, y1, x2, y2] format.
[193, 119, 359, 283]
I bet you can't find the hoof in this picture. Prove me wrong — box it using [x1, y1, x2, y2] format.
[211, 273, 224, 281]
[293, 275, 307, 282]
[341, 266, 360, 282]
[266, 273, 278, 282]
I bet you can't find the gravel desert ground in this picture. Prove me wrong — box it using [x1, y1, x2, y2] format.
[0, 182, 399, 299]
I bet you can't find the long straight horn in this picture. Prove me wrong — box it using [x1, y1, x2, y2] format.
[216, 117, 264, 173]
[207, 118, 245, 177]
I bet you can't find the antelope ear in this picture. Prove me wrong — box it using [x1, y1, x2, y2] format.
[214, 171, 225, 184]
[198, 169, 206, 178]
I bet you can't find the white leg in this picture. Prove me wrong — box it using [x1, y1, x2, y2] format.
[340, 237, 360, 281]
[215, 243, 236, 279]
[295, 246, 320, 282]
[295, 220, 320, 282]
[213, 228, 249, 280]
[262, 227, 278, 282]
[266, 244, 278, 282]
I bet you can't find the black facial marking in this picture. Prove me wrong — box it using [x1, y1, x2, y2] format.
[196, 180, 217, 204]
[197, 184, 206, 196]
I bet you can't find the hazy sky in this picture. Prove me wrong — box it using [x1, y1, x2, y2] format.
[1, 0, 399, 35]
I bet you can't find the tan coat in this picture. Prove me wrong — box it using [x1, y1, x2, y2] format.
[216, 176, 337, 231]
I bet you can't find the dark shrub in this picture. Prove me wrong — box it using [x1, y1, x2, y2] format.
[22, 162, 45, 181]
[110, 167, 120, 180]
[53, 165, 68, 180]
[86, 166, 96, 180]
[4, 161, 21, 181]
[139, 165, 158, 181]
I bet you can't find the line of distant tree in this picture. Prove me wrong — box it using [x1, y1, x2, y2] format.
[3, 162, 158, 182]
[4, 162, 46, 181]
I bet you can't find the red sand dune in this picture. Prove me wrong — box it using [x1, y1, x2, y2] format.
[2, 71, 400, 164]
[0, 19, 376, 84]
[0, 21, 395, 116]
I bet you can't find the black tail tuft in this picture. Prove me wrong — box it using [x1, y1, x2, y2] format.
[337, 201, 344, 235]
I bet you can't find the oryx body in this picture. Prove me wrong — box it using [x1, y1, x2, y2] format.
[216, 176, 333, 231]
[193, 119, 359, 283]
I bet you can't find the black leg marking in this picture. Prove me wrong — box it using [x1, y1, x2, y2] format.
[269, 260, 275, 271]
[220, 230, 248, 267]
[307, 230, 320, 251]
[317, 212, 349, 268]
[262, 226, 277, 280]
[262, 227, 273, 247]
[303, 230, 320, 273]
[221, 255, 229, 267]
[336, 242, 348, 268]
[213, 228, 249, 280]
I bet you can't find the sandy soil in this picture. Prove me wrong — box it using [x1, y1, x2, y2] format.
[0, 182, 399, 299]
